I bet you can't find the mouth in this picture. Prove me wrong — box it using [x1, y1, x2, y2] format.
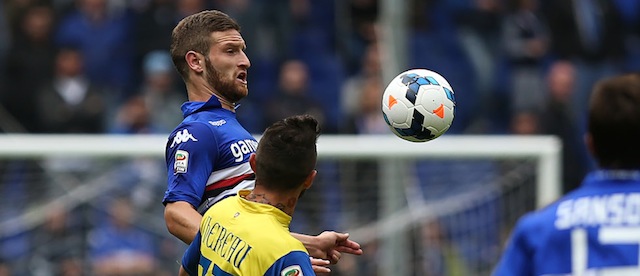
[236, 72, 247, 85]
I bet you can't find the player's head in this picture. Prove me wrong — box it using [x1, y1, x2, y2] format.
[251, 115, 320, 193]
[170, 10, 250, 103]
[587, 73, 640, 169]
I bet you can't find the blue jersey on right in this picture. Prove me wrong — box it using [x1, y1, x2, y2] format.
[494, 170, 640, 276]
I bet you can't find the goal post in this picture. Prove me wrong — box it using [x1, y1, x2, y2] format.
[0, 134, 561, 275]
[0, 134, 561, 208]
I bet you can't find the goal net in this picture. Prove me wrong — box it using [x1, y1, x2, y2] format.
[0, 134, 560, 276]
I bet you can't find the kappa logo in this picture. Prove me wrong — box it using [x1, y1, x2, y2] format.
[281, 265, 303, 276]
[170, 129, 198, 148]
[209, 119, 227, 126]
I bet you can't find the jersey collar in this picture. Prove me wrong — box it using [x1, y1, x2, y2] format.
[237, 190, 292, 226]
[582, 169, 640, 187]
[180, 95, 224, 118]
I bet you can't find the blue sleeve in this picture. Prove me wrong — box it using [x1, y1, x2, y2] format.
[264, 251, 315, 276]
[492, 216, 533, 276]
[181, 232, 202, 276]
[163, 122, 218, 208]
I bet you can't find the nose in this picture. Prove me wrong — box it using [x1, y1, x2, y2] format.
[239, 51, 251, 69]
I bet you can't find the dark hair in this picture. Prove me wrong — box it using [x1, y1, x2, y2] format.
[255, 115, 320, 191]
[170, 10, 240, 80]
[588, 73, 640, 169]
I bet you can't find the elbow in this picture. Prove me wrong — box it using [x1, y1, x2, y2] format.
[164, 206, 180, 236]
[163, 202, 198, 244]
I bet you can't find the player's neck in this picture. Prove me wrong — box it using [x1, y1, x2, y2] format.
[186, 81, 236, 111]
[242, 189, 299, 216]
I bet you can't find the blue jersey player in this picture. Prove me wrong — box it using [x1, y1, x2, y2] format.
[493, 73, 640, 275]
[180, 115, 320, 276]
[162, 10, 362, 274]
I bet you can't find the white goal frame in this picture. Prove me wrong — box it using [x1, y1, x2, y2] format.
[0, 134, 561, 208]
[0, 134, 561, 275]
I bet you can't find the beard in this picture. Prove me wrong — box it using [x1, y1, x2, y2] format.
[204, 57, 248, 103]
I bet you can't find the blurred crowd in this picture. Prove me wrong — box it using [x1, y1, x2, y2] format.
[1, 0, 640, 274]
[0, 0, 638, 185]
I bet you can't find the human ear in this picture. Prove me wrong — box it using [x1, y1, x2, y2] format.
[249, 153, 257, 171]
[304, 170, 317, 189]
[185, 51, 204, 73]
[584, 133, 594, 157]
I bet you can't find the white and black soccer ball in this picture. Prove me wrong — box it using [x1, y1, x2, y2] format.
[382, 69, 456, 142]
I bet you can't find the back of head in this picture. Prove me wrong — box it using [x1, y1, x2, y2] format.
[170, 10, 240, 80]
[255, 115, 320, 191]
[588, 73, 640, 169]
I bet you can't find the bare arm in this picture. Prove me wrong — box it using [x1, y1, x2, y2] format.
[292, 231, 363, 263]
[178, 265, 190, 276]
[164, 201, 202, 244]
[292, 233, 322, 257]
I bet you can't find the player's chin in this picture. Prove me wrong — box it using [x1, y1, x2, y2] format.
[235, 82, 249, 95]
[228, 87, 248, 103]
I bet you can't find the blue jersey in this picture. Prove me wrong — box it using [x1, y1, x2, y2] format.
[494, 170, 640, 276]
[181, 190, 315, 276]
[162, 96, 258, 213]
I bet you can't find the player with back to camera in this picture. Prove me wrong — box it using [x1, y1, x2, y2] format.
[493, 73, 640, 275]
[161, 10, 362, 273]
[180, 114, 321, 276]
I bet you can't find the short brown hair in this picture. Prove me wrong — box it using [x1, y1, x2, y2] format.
[588, 73, 640, 169]
[255, 115, 320, 191]
[170, 10, 240, 80]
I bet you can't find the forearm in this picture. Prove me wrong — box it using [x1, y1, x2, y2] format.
[292, 231, 363, 262]
[291, 232, 313, 248]
[292, 232, 324, 258]
[164, 201, 202, 244]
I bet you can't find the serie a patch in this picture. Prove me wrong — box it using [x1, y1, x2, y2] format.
[281, 265, 303, 276]
[174, 150, 189, 174]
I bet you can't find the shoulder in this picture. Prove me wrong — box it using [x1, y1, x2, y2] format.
[257, 230, 309, 267]
[235, 214, 306, 255]
[264, 251, 314, 276]
[166, 121, 215, 150]
[175, 112, 253, 139]
[505, 194, 577, 254]
[203, 195, 237, 215]
[514, 200, 561, 235]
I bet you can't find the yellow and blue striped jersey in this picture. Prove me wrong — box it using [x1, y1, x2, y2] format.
[182, 190, 315, 275]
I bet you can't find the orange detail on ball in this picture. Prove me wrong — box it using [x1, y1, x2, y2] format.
[389, 95, 397, 108]
[433, 104, 445, 118]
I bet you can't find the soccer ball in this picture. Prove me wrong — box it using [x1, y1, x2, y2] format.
[381, 69, 456, 142]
